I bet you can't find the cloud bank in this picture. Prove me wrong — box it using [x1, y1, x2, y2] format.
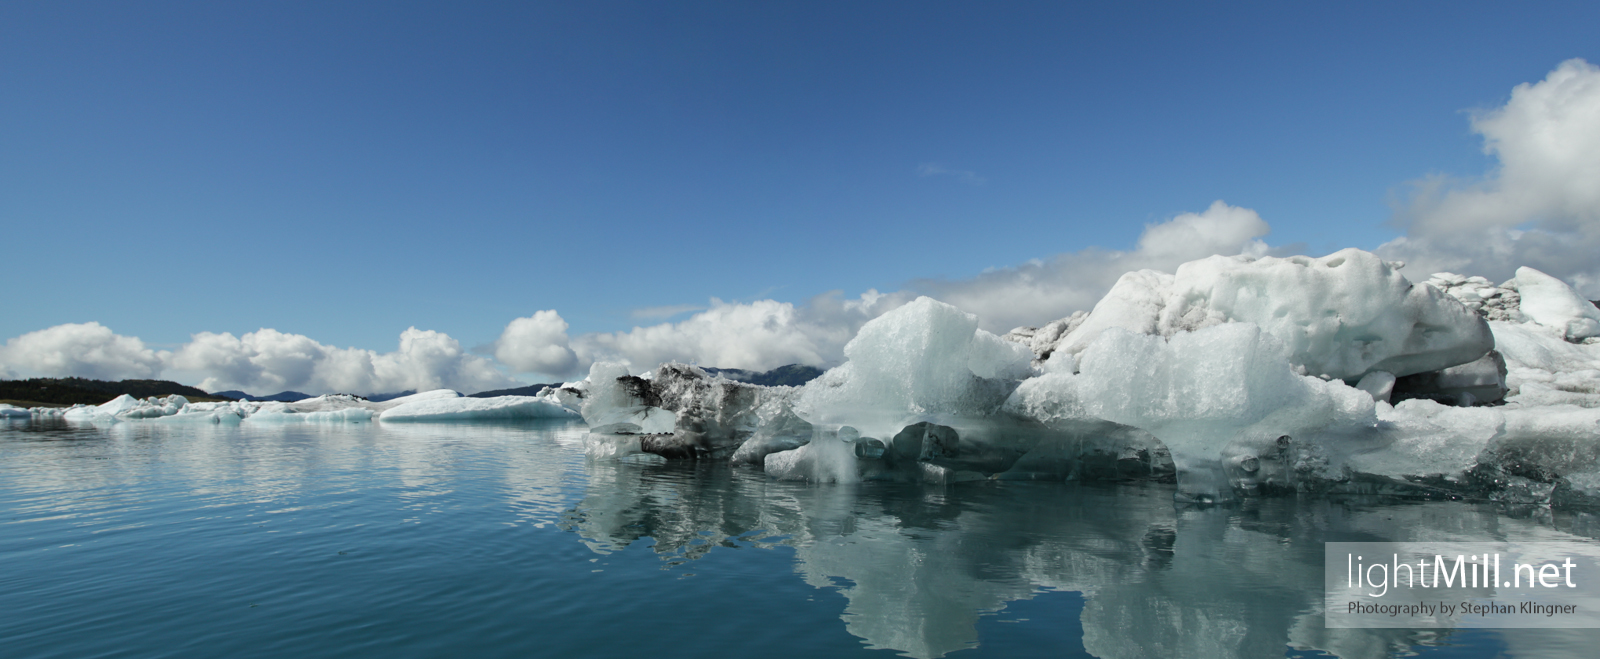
[1379, 58, 1600, 296]
[169, 327, 515, 395]
[570, 290, 916, 374]
[0, 323, 513, 396]
[0, 322, 168, 381]
[913, 200, 1272, 333]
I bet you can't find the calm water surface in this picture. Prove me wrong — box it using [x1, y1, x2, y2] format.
[4, 417, 1599, 658]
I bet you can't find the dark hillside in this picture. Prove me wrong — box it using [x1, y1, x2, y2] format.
[213, 391, 312, 402]
[0, 378, 228, 407]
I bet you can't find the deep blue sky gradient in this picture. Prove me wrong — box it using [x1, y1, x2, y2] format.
[3, 1, 1597, 353]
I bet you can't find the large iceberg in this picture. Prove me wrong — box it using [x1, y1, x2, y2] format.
[573, 247, 1600, 509]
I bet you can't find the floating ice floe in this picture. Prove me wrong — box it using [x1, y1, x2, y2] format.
[19, 383, 583, 427]
[60, 394, 191, 423]
[380, 395, 578, 422]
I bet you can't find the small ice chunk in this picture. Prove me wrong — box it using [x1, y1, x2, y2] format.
[584, 433, 644, 459]
[1354, 371, 1395, 403]
[1433, 351, 1508, 404]
[577, 362, 677, 432]
[764, 428, 860, 483]
[730, 408, 814, 465]
[1488, 320, 1600, 408]
[1515, 266, 1600, 341]
[1351, 400, 1504, 480]
[795, 297, 1030, 439]
[1049, 270, 1175, 363]
[98, 394, 144, 416]
[854, 438, 886, 459]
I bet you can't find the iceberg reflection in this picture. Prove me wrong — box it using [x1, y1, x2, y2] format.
[559, 457, 1600, 658]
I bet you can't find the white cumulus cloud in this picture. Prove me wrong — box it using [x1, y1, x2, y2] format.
[1380, 58, 1600, 296]
[520, 202, 1275, 374]
[0, 322, 169, 381]
[171, 327, 513, 395]
[567, 290, 915, 373]
[912, 200, 1272, 332]
[494, 310, 580, 377]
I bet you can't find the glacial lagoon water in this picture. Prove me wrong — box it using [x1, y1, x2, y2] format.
[4, 417, 1599, 658]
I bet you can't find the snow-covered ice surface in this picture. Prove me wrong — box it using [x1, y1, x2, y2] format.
[1515, 266, 1600, 341]
[1038, 249, 1495, 380]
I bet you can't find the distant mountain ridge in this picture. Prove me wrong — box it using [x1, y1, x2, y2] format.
[700, 364, 824, 387]
[468, 383, 563, 398]
[212, 390, 314, 402]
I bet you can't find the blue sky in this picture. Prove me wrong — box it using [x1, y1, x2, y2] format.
[4, 2, 1599, 393]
